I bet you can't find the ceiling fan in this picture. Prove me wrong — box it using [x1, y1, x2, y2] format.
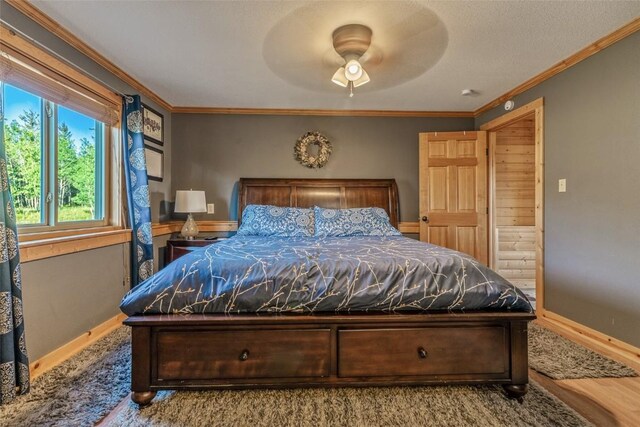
[330, 24, 372, 97]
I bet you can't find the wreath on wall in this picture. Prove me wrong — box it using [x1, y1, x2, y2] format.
[294, 131, 332, 169]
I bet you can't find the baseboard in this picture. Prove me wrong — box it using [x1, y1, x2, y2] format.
[29, 312, 127, 379]
[537, 309, 640, 371]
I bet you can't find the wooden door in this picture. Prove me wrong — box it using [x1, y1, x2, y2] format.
[419, 131, 488, 264]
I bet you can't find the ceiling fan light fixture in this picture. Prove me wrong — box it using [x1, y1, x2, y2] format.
[330, 24, 373, 96]
[344, 59, 363, 81]
[331, 67, 349, 87]
[347, 63, 360, 75]
[352, 68, 370, 88]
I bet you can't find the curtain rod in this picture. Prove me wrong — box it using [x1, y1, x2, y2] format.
[1, 20, 129, 100]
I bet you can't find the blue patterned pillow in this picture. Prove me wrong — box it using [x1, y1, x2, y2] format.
[237, 205, 314, 237]
[314, 207, 401, 237]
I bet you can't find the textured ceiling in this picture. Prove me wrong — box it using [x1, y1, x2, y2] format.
[32, 0, 640, 111]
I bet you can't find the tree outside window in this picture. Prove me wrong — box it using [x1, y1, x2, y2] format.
[2, 82, 106, 228]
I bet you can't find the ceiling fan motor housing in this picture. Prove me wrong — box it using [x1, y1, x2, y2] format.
[332, 24, 373, 58]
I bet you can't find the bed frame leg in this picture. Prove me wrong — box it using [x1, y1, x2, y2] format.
[503, 384, 528, 403]
[131, 391, 157, 407]
[505, 319, 530, 403]
[130, 326, 155, 407]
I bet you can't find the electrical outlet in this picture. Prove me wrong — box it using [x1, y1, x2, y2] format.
[207, 203, 215, 214]
[558, 179, 567, 193]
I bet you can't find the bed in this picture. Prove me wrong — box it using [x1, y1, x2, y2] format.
[122, 178, 535, 406]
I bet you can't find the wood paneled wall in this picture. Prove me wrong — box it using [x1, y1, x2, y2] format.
[494, 116, 536, 289]
[495, 117, 535, 226]
[496, 225, 536, 289]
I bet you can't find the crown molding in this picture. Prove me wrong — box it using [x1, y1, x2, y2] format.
[4, 0, 172, 111]
[171, 106, 474, 118]
[7, 1, 640, 119]
[474, 16, 640, 117]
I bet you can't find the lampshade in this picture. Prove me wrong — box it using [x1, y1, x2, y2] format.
[353, 69, 370, 87]
[331, 61, 370, 90]
[174, 190, 207, 213]
[331, 67, 348, 87]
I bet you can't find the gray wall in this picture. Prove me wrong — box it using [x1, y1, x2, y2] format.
[22, 235, 166, 360]
[21, 245, 129, 360]
[476, 32, 640, 346]
[171, 115, 474, 222]
[1, 2, 173, 358]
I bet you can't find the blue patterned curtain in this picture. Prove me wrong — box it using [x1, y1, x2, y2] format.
[0, 86, 30, 404]
[122, 95, 154, 287]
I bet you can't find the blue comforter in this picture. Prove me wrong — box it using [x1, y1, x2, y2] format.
[120, 236, 533, 315]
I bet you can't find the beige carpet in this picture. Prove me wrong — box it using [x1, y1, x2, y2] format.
[0, 327, 131, 427]
[105, 383, 590, 427]
[5, 322, 636, 426]
[528, 323, 637, 379]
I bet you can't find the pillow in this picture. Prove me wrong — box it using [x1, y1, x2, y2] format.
[314, 206, 401, 237]
[236, 205, 314, 237]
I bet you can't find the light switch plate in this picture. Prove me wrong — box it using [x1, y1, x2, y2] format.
[207, 203, 215, 214]
[558, 179, 567, 193]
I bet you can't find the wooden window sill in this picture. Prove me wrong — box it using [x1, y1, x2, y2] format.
[18, 226, 123, 243]
[19, 227, 131, 263]
[17, 223, 187, 263]
[17, 221, 418, 263]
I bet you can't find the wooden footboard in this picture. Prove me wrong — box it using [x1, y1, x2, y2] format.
[125, 311, 535, 406]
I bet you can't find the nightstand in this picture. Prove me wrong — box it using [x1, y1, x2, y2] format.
[165, 238, 220, 264]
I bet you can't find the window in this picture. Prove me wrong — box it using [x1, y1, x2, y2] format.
[56, 105, 105, 223]
[1, 27, 121, 235]
[3, 84, 43, 224]
[2, 81, 108, 230]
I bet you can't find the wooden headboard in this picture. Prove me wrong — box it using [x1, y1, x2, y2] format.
[238, 178, 399, 228]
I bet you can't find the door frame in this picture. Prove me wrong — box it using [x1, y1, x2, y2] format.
[480, 98, 545, 312]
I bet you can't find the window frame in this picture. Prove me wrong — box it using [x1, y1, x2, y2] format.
[3, 89, 112, 233]
[50, 102, 111, 231]
[5, 92, 48, 231]
[1, 26, 121, 237]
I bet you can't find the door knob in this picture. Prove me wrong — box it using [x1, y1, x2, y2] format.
[421, 216, 429, 223]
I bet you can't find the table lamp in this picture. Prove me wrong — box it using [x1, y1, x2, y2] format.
[174, 190, 207, 240]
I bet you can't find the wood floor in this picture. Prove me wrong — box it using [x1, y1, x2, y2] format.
[532, 319, 640, 427]
[529, 370, 640, 426]
[97, 320, 640, 426]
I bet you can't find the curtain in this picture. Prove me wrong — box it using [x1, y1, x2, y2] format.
[122, 95, 154, 287]
[0, 85, 30, 404]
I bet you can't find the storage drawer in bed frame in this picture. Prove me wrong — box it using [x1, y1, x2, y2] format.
[125, 312, 534, 406]
[155, 329, 331, 380]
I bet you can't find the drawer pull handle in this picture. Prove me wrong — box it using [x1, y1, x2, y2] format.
[418, 347, 428, 359]
[239, 349, 250, 361]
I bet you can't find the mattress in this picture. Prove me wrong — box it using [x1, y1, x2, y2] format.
[120, 235, 533, 315]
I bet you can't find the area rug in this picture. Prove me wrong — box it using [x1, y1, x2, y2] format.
[104, 382, 590, 427]
[528, 323, 637, 380]
[1, 322, 633, 427]
[0, 327, 131, 427]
